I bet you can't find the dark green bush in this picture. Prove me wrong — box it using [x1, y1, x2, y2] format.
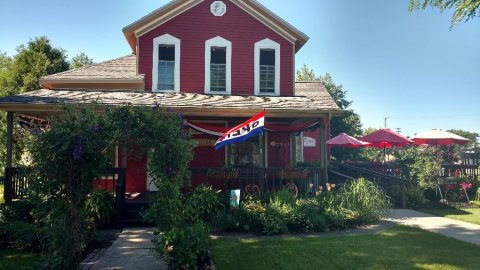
[0, 200, 36, 224]
[406, 185, 425, 209]
[154, 222, 210, 270]
[85, 189, 115, 226]
[185, 185, 223, 223]
[297, 199, 327, 232]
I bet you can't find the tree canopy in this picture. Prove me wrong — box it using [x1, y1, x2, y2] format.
[69, 52, 94, 69]
[0, 36, 69, 174]
[0, 36, 68, 96]
[409, 0, 480, 25]
[296, 64, 363, 161]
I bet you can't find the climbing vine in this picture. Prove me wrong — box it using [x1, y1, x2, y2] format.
[26, 104, 193, 269]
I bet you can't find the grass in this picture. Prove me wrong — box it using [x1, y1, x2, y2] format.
[0, 248, 39, 270]
[419, 203, 480, 225]
[212, 225, 480, 270]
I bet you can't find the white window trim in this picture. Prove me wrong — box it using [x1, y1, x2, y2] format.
[152, 34, 180, 92]
[254, 38, 280, 96]
[205, 36, 232, 95]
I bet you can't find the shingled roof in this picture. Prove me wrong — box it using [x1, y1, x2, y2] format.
[40, 55, 142, 82]
[0, 83, 341, 118]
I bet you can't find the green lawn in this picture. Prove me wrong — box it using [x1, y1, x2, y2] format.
[419, 204, 480, 225]
[0, 248, 39, 270]
[212, 225, 480, 270]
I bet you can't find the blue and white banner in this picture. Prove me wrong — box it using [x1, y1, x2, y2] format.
[215, 111, 265, 151]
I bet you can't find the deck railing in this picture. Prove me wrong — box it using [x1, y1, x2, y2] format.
[189, 167, 325, 196]
[346, 162, 479, 180]
[344, 162, 411, 180]
[440, 164, 479, 179]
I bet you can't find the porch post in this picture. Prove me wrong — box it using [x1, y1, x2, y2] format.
[115, 145, 127, 228]
[319, 118, 328, 184]
[4, 112, 14, 203]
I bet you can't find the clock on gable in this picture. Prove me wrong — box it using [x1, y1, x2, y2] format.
[210, 1, 227, 16]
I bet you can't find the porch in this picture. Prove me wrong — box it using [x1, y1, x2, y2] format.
[2, 165, 325, 227]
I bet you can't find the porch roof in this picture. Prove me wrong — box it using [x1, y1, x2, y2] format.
[0, 83, 341, 118]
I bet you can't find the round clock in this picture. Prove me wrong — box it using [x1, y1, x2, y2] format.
[211, 1, 226, 17]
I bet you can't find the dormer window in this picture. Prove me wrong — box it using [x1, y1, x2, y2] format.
[152, 34, 180, 92]
[205, 36, 231, 94]
[255, 38, 280, 96]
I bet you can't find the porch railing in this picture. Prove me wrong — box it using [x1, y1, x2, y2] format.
[189, 167, 325, 196]
[331, 163, 409, 208]
[3, 167, 126, 228]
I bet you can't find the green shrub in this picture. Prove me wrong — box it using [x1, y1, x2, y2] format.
[338, 178, 391, 223]
[2, 221, 43, 251]
[154, 222, 210, 270]
[185, 185, 223, 223]
[260, 206, 289, 235]
[406, 185, 425, 209]
[269, 189, 296, 207]
[0, 200, 36, 224]
[297, 199, 327, 232]
[85, 189, 115, 226]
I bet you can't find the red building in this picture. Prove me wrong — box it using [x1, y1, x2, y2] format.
[1, 0, 341, 205]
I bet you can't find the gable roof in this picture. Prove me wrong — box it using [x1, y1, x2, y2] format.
[122, 0, 309, 53]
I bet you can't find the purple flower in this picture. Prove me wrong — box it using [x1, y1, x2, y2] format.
[166, 107, 173, 112]
[73, 139, 84, 160]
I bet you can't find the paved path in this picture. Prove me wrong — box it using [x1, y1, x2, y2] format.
[81, 227, 167, 270]
[387, 209, 480, 246]
[81, 210, 480, 269]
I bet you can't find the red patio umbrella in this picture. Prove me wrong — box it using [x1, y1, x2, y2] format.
[412, 129, 470, 146]
[326, 133, 372, 148]
[360, 128, 413, 148]
[360, 128, 413, 162]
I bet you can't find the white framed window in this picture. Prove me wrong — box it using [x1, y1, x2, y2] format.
[254, 38, 280, 96]
[152, 34, 180, 92]
[205, 36, 232, 94]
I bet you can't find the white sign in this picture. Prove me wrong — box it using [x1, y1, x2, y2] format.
[303, 136, 316, 147]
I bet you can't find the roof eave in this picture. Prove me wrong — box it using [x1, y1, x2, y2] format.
[0, 102, 341, 118]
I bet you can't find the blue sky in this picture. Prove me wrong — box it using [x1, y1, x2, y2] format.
[1, 0, 479, 138]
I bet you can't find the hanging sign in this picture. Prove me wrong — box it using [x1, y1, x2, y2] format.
[303, 136, 316, 147]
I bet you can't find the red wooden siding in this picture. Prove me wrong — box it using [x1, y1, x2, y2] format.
[189, 132, 225, 188]
[268, 132, 291, 167]
[303, 129, 321, 162]
[138, 0, 295, 96]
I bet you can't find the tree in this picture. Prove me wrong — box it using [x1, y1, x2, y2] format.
[409, 0, 480, 25]
[69, 52, 94, 69]
[442, 129, 479, 163]
[0, 37, 69, 174]
[296, 64, 363, 161]
[4, 36, 69, 95]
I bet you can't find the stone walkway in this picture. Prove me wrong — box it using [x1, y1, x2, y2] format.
[81, 227, 167, 270]
[387, 209, 480, 246]
[82, 209, 480, 269]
